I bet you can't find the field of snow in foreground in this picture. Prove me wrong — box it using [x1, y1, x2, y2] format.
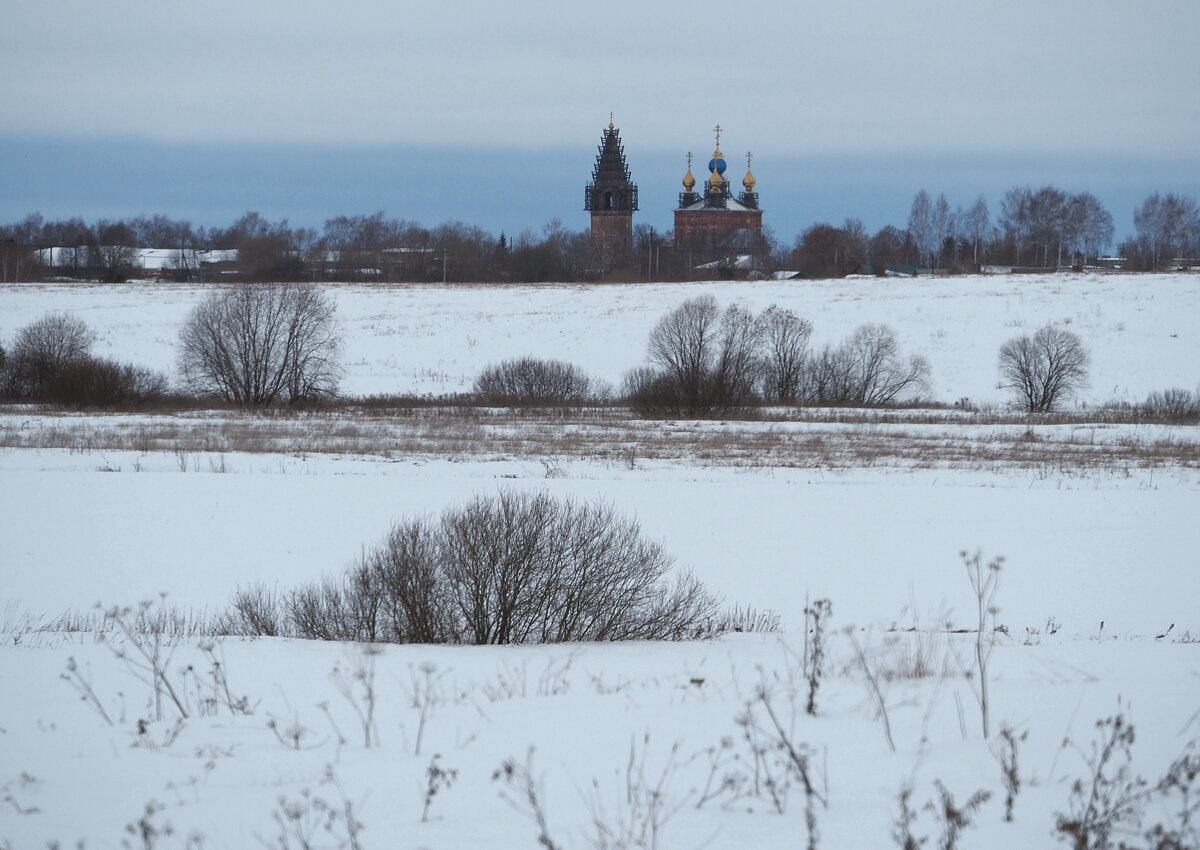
[1, 274, 1198, 848]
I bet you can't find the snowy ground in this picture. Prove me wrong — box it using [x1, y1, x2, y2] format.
[1, 273, 1198, 849]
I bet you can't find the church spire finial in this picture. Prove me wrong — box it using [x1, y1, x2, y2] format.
[609, 111, 614, 130]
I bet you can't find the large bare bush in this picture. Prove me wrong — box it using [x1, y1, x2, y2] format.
[636, 296, 764, 415]
[225, 491, 720, 645]
[801, 324, 930, 404]
[178, 283, 342, 407]
[760, 306, 813, 402]
[3, 312, 97, 397]
[998, 324, 1089, 412]
[43, 357, 169, 408]
[473, 356, 601, 405]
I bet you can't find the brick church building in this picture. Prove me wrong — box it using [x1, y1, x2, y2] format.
[585, 119, 768, 275]
[673, 124, 767, 268]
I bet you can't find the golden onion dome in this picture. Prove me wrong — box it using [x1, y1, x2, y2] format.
[683, 166, 696, 192]
[743, 151, 756, 191]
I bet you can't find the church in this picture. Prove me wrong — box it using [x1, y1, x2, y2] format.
[585, 119, 768, 274]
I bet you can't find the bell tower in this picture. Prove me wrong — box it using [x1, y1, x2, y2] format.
[584, 116, 638, 270]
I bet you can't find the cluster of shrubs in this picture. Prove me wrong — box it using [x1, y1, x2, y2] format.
[472, 356, 609, 405]
[472, 297, 932, 417]
[0, 313, 169, 408]
[484, 296, 931, 417]
[1141, 387, 1200, 422]
[222, 491, 727, 644]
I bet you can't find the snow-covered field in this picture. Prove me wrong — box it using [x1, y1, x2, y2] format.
[1, 273, 1198, 849]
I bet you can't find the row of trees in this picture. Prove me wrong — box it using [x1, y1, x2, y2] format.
[2, 188, 1197, 283]
[0, 211, 602, 283]
[790, 187, 1197, 277]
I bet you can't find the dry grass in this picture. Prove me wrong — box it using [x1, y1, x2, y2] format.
[1, 404, 1197, 476]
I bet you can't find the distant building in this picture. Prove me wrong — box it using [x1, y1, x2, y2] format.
[673, 125, 768, 271]
[584, 117, 638, 272]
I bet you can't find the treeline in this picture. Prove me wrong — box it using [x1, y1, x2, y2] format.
[0, 212, 601, 284]
[790, 187, 1200, 277]
[1, 186, 1198, 283]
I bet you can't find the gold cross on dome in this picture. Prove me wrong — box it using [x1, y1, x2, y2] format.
[746, 151, 753, 168]
[713, 124, 722, 147]
[686, 151, 693, 168]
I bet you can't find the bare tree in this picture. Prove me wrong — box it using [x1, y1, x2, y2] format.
[638, 296, 767, 415]
[931, 193, 952, 271]
[998, 324, 1090, 412]
[843, 324, 932, 404]
[966, 196, 990, 266]
[759, 305, 813, 402]
[646, 294, 722, 411]
[178, 283, 343, 407]
[1067, 193, 1114, 266]
[908, 190, 934, 268]
[711, 303, 763, 407]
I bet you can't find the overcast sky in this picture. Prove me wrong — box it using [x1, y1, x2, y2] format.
[3, 0, 1198, 242]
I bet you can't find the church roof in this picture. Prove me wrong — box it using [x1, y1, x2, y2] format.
[678, 196, 759, 213]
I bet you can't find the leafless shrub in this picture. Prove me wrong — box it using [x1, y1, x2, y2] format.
[1055, 706, 1149, 850]
[801, 324, 931, 404]
[178, 283, 343, 407]
[2, 312, 97, 398]
[759, 305, 813, 402]
[473, 356, 602, 405]
[437, 491, 717, 644]
[1141, 387, 1200, 423]
[998, 324, 1090, 412]
[370, 517, 453, 643]
[223, 584, 285, 637]
[232, 491, 719, 645]
[43, 356, 169, 408]
[633, 296, 763, 416]
[287, 577, 356, 642]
